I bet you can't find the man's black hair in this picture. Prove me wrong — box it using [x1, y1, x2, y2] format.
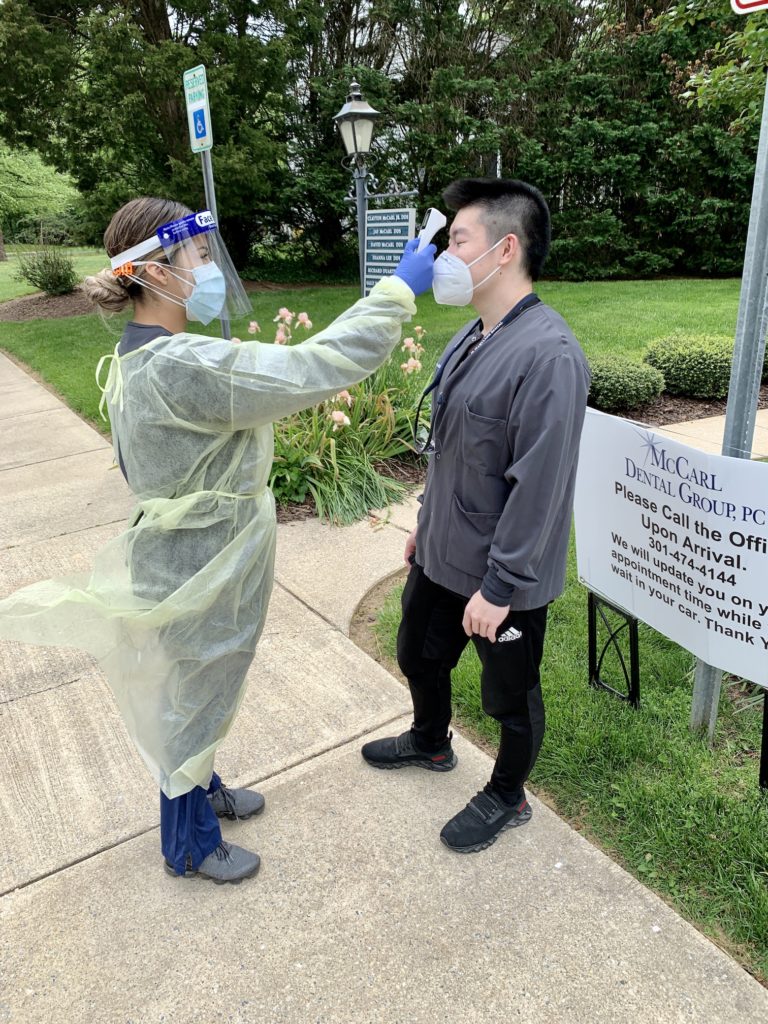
[442, 178, 551, 281]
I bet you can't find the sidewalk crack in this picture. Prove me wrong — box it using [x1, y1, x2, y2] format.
[0, 710, 411, 898]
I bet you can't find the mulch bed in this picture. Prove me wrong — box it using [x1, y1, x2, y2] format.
[0, 281, 343, 322]
[275, 502, 318, 524]
[631, 385, 768, 427]
[0, 287, 95, 321]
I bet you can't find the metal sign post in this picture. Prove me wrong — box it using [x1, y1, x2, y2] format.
[182, 64, 231, 340]
[690, 70, 768, 740]
[352, 164, 367, 298]
[761, 690, 768, 789]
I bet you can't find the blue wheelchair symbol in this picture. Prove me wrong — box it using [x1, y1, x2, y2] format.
[194, 110, 207, 139]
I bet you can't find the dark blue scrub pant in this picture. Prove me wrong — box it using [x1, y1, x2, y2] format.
[161, 771, 223, 875]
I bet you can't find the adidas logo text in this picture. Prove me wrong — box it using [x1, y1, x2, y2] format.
[497, 625, 522, 643]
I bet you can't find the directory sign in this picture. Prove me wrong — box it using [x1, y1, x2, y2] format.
[364, 209, 416, 295]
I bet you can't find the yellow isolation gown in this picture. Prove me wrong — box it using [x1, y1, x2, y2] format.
[0, 277, 416, 796]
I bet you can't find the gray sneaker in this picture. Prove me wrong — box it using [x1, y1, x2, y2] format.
[165, 840, 261, 884]
[208, 783, 265, 821]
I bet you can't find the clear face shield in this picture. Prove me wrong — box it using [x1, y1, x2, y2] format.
[110, 210, 252, 326]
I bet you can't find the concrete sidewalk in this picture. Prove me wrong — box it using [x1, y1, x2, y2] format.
[0, 349, 766, 1024]
[658, 408, 768, 457]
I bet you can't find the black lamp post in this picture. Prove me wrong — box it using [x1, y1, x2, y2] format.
[333, 81, 381, 296]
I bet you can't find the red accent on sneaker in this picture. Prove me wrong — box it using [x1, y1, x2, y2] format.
[432, 754, 447, 762]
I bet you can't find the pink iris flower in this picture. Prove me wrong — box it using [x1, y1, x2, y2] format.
[331, 410, 351, 430]
[401, 357, 422, 374]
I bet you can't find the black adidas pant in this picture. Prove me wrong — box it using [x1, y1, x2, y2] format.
[396, 562, 548, 801]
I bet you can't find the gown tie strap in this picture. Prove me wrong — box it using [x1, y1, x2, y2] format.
[95, 346, 125, 421]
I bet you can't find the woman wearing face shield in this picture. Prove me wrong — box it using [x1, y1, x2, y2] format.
[0, 196, 435, 884]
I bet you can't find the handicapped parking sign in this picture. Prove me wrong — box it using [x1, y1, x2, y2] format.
[183, 64, 213, 151]
[194, 109, 207, 139]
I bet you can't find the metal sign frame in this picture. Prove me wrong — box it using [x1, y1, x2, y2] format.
[181, 64, 230, 338]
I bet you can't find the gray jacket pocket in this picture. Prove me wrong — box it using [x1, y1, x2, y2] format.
[460, 401, 508, 477]
[444, 494, 501, 580]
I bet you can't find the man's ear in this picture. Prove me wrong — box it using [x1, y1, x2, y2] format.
[499, 234, 518, 267]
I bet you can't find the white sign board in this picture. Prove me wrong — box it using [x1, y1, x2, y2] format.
[183, 64, 212, 152]
[575, 409, 768, 689]
[731, 0, 768, 14]
[364, 209, 416, 295]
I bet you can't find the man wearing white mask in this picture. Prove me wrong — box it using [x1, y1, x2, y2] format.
[362, 178, 590, 854]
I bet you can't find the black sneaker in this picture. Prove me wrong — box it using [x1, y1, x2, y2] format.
[440, 785, 532, 853]
[361, 729, 457, 772]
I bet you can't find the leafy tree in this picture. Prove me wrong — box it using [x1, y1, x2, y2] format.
[0, 2, 290, 265]
[508, 8, 757, 277]
[0, 0, 760, 278]
[250, 1, 587, 264]
[0, 144, 79, 254]
[376, 1, 580, 205]
[665, 0, 766, 132]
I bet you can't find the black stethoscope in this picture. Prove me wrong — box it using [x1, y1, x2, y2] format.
[412, 293, 541, 454]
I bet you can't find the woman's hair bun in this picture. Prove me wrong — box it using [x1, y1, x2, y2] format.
[82, 268, 132, 313]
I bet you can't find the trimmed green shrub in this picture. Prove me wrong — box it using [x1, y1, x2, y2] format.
[15, 247, 78, 296]
[645, 331, 768, 396]
[645, 331, 768, 397]
[588, 355, 665, 413]
[245, 239, 358, 285]
[644, 332, 734, 399]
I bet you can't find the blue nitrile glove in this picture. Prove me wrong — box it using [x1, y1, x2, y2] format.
[393, 238, 437, 296]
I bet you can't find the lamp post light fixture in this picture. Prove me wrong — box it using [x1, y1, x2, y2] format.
[333, 81, 381, 296]
[333, 80, 380, 162]
[334, 80, 419, 296]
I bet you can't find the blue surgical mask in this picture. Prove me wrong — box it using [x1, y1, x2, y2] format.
[184, 262, 227, 325]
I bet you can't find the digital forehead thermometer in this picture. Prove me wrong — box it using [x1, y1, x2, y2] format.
[416, 208, 447, 252]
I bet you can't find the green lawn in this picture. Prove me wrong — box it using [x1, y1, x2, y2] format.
[0, 246, 106, 303]
[268, 278, 742, 368]
[538, 278, 741, 359]
[375, 538, 768, 983]
[0, 277, 744, 428]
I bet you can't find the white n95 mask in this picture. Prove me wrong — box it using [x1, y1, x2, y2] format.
[432, 236, 507, 306]
[184, 262, 227, 325]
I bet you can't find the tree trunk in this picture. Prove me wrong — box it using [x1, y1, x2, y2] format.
[137, 0, 173, 44]
[220, 215, 254, 271]
[0, 227, 6, 261]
